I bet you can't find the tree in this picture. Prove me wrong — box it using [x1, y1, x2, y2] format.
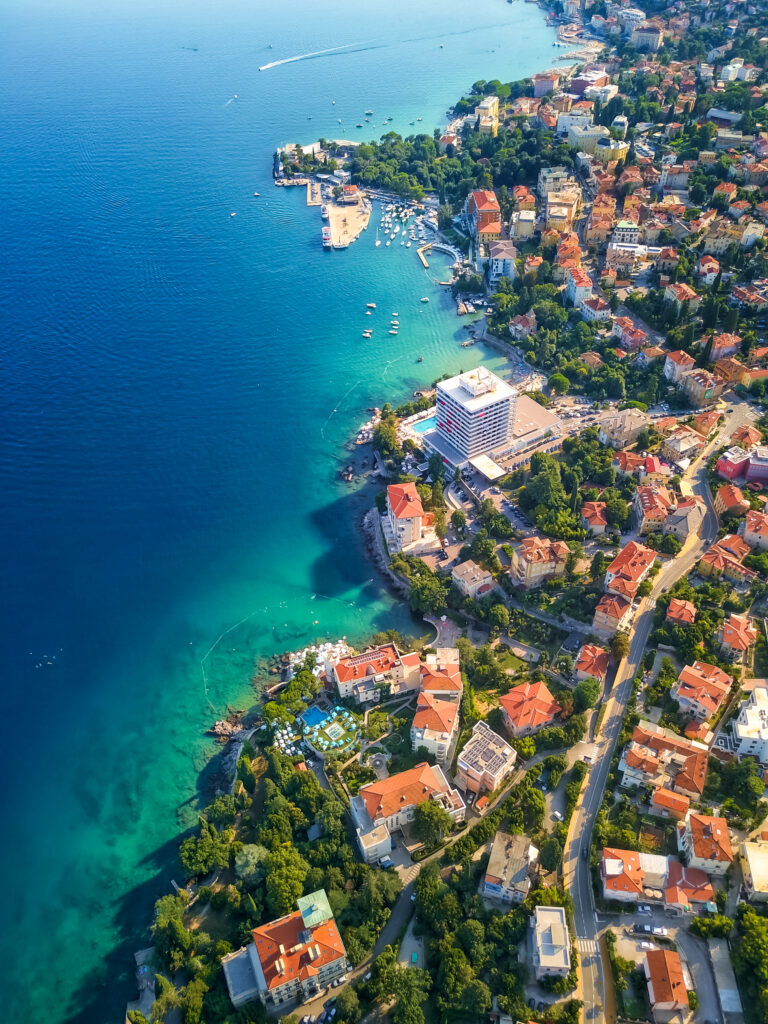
[550, 372, 570, 395]
[264, 845, 310, 916]
[412, 800, 452, 847]
[434, 508, 447, 541]
[574, 676, 601, 712]
[539, 836, 564, 871]
[489, 604, 510, 630]
[235, 843, 269, 888]
[335, 986, 361, 1024]
[612, 632, 630, 660]
[590, 551, 608, 583]
[451, 508, 467, 534]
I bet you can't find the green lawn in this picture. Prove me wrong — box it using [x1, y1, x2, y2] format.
[752, 635, 768, 677]
[496, 648, 527, 673]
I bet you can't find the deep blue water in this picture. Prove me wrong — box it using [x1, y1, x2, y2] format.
[0, 1, 558, 1019]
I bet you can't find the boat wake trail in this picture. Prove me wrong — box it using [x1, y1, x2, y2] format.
[259, 41, 370, 71]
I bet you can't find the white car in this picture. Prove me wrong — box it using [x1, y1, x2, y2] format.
[639, 941, 655, 951]
[552, 810, 563, 821]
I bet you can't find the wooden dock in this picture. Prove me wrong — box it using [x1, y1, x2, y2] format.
[417, 244, 431, 268]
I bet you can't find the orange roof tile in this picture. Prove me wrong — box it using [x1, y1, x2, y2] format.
[667, 599, 696, 626]
[688, 813, 733, 863]
[602, 847, 644, 896]
[387, 482, 424, 520]
[646, 949, 687, 1009]
[252, 912, 346, 991]
[575, 643, 610, 681]
[413, 692, 458, 735]
[360, 762, 453, 821]
[334, 644, 401, 684]
[499, 680, 560, 732]
[665, 858, 714, 906]
[651, 786, 690, 817]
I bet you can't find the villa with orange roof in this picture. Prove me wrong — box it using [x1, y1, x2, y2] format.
[465, 189, 502, 245]
[420, 649, 463, 700]
[411, 692, 459, 764]
[732, 423, 762, 448]
[600, 848, 667, 903]
[619, 721, 708, 799]
[678, 813, 733, 875]
[613, 450, 645, 477]
[499, 680, 561, 737]
[663, 349, 696, 383]
[331, 643, 420, 704]
[644, 949, 689, 1020]
[666, 598, 696, 627]
[592, 593, 632, 636]
[741, 509, 768, 550]
[633, 485, 676, 534]
[664, 858, 714, 909]
[581, 501, 607, 535]
[352, 762, 465, 862]
[719, 613, 758, 660]
[650, 787, 690, 821]
[670, 661, 732, 722]
[510, 536, 570, 590]
[221, 889, 348, 1009]
[574, 643, 610, 684]
[699, 533, 757, 583]
[664, 281, 700, 313]
[385, 482, 435, 553]
[604, 540, 656, 599]
[715, 483, 750, 518]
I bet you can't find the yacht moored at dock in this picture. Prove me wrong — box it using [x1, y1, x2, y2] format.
[322, 226, 332, 248]
[321, 204, 329, 219]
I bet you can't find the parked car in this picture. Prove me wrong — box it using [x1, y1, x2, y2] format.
[528, 998, 536, 1009]
[537, 1002, 545, 1013]
[637, 904, 652, 914]
[633, 924, 652, 934]
[324, 997, 336, 1008]
[552, 810, 563, 822]
[363, 972, 372, 982]
[652, 926, 668, 937]
[639, 942, 655, 951]
[410, 893, 416, 902]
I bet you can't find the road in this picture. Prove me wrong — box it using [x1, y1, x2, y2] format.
[561, 404, 750, 1023]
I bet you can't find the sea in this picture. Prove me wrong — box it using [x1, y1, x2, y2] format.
[1, 0, 560, 1019]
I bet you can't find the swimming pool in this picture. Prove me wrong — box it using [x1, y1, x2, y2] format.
[412, 415, 436, 434]
[301, 706, 328, 729]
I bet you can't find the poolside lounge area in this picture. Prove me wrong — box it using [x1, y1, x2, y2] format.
[301, 704, 360, 753]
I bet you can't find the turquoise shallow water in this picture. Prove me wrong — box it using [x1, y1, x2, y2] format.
[0, 0, 558, 1019]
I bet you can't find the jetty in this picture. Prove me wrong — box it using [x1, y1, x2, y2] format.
[306, 182, 322, 206]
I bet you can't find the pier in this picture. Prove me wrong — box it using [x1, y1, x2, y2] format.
[306, 182, 322, 206]
[327, 198, 371, 248]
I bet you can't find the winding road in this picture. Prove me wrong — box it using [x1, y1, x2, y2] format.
[562, 401, 754, 1022]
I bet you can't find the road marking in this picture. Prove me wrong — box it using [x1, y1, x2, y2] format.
[577, 938, 598, 954]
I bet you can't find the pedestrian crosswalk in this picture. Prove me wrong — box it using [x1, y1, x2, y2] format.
[577, 938, 598, 954]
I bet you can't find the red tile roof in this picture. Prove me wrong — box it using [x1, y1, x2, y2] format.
[334, 644, 403, 684]
[721, 613, 757, 652]
[602, 847, 644, 896]
[359, 762, 453, 821]
[651, 786, 690, 817]
[387, 483, 424, 520]
[646, 949, 687, 1010]
[674, 661, 732, 716]
[667, 598, 697, 626]
[413, 692, 458, 735]
[252, 911, 346, 991]
[665, 858, 714, 906]
[575, 643, 610, 682]
[688, 813, 733, 863]
[499, 680, 560, 732]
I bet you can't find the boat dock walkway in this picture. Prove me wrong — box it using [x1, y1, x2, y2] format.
[417, 241, 464, 269]
[307, 182, 323, 206]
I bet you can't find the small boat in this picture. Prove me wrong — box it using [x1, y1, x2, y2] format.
[391, 320, 399, 326]
[253, 191, 260, 197]
[389, 329, 398, 335]
[322, 226, 332, 249]
[362, 331, 372, 338]
[356, 123, 364, 128]
[417, 356, 423, 362]
[420, 296, 429, 303]
[230, 212, 236, 217]
[366, 310, 372, 315]
[386, 240, 390, 246]
[375, 239, 381, 247]
[321, 204, 329, 219]
[332, 99, 335, 103]
[365, 109, 373, 115]
[366, 302, 376, 309]
[406, 241, 412, 248]
[392, 312, 399, 316]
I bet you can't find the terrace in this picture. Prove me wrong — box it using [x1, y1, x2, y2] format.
[301, 704, 361, 755]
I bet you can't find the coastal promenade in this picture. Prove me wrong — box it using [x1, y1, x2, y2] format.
[328, 200, 371, 248]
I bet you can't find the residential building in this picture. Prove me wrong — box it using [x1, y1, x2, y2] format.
[666, 599, 696, 627]
[613, 450, 645, 477]
[221, 890, 348, 1009]
[465, 190, 502, 244]
[605, 540, 657, 599]
[488, 241, 518, 285]
[664, 281, 701, 312]
[580, 296, 612, 324]
[681, 369, 725, 408]
[699, 533, 757, 582]
[509, 209, 535, 239]
[601, 847, 668, 902]
[575, 643, 610, 684]
[670, 661, 732, 722]
[719, 613, 757, 660]
[510, 536, 570, 590]
[619, 721, 708, 799]
[385, 482, 431, 553]
[714, 356, 746, 384]
[633, 485, 676, 534]
[664, 350, 696, 383]
[593, 593, 632, 635]
[631, 22, 663, 50]
[565, 267, 593, 307]
[731, 423, 762, 448]
[568, 123, 611, 154]
[581, 500, 607, 535]
[692, 410, 720, 437]
[538, 167, 571, 198]
[533, 72, 560, 97]
[531, 906, 571, 980]
[420, 651, 463, 701]
[644, 949, 688, 1021]
[710, 332, 742, 360]
[741, 509, 768, 550]
[650, 787, 690, 821]
[662, 425, 706, 464]
[664, 857, 714, 910]
[663, 497, 704, 542]
[715, 483, 750, 517]
[598, 408, 647, 448]
[427, 367, 518, 465]
[746, 446, 768, 485]
[740, 838, 768, 902]
[613, 315, 647, 351]
[411, 692, 459, 764]
[508, 310, 537, 339]
[697, 254, 720, 285]
[352, 763, 465, 861]
[452, 559, 496, 600]
[678, 813, 733, 875]
[456, 720, 517, 796]
[594, 137, 630, 163]
[483, 831, 538, 903]
[732, 687, 768, 766]
[500, 680, 561, 738]
[331, 644, 420, 704]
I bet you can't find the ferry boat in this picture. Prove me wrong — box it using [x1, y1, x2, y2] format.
[321, 204, 329, 219]
[322, 226, 332, 248]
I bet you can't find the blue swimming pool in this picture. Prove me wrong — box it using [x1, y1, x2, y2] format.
[413, 415, 436, 434]
[301, 706, 328, 728]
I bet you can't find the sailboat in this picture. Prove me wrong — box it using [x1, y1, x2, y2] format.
[375, 226, 381, 247]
